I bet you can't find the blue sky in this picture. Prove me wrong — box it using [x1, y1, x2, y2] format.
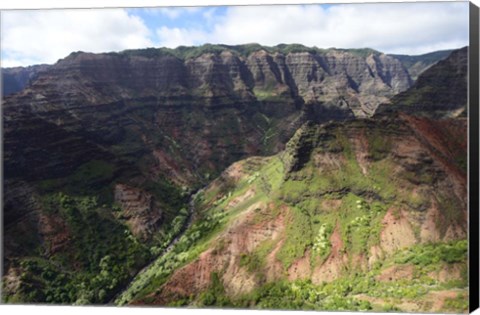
[128, 7, 229, 32]
[1, 2, 469, 67]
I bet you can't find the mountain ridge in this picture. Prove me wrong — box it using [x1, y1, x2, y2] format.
[2, 44, 457, 102]
[1, 44, 469, 311]
[388, 49, 454, 80]
[376, 47, 468, 118]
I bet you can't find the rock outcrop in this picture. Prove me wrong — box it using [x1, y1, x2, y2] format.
[376, 47, 468, 118]
[114, 183, 163, 240]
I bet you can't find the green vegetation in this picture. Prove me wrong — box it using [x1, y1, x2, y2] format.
[274, 124, 396, 268]
[240, 253, 263, 274]
[253, 87, 287, 103]
[4, 38, 469, 314]
[5, 193, 151, 305]
[435, 195, 465, 238]
[209, 264, 467, 312]
[443, 293, 469, 312]
[389, 49, 453, 80]
[336, 48, 380, 58]
[121, 43, 329, 60]
[367, 129, 392, 161]
[115, 200, 230, 305]
[393, 240, 467, 266]
[312, 223, 333, 259]
[229, 279, 372, 311]
[9, 114, 468, 313]
[276, 205, 314, 269]
[389, 47, 467, 114]
[196, 272, 232, 307]
[281, 126, 395, 202]
[37, 160, 116, 197]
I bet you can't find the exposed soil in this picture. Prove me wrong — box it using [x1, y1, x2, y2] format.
[152, 149, 192, 186]
[38, 213, 71, 255]
[312, 223, 347, 284]
[402, 114, 467, 208]
[288, 249, 312, 281]
[224, 161, 246, 181]
[3, 267, 22, 295]
[367, 245, 384, 267]
[313, 152, 344, 173]
[380, 208, 416, 255]
[376, 264, 415, 282]
[420, 198, 442, 243]
[428, 263, 464, 283]
[265, 238, 285, 282]
[114, 183, 163, 240]
[226, 189, 256, 210]
[149, 201, 287, 304]
[351, 131, 370, 175]
[320, 199, 343, 211]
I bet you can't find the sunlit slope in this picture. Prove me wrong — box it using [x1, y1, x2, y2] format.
[121, 113, 468, 313]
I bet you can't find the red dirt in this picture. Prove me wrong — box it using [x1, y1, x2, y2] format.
[312, 222, 347, 284]
[380, 208, 416, 255]
[146, 202, 287, 304]
[288, 249, 312, 281]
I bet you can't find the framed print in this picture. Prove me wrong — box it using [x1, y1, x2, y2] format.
[1, 0, 479, 314]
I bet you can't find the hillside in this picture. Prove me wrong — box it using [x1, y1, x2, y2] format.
[388, 49, 453, 80]
[377, 47, 468, 118]
[117, 114, 468, 312]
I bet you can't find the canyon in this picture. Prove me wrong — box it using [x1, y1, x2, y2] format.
[1, 44, 468, 312]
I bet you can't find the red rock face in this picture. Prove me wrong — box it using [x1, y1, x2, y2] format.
[114, 183, 163, 241]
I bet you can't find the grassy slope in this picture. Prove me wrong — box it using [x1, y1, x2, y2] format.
[118, 118, 467, 312]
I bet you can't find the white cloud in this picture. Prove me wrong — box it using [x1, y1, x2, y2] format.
[319, 3, 469, 54]
[154, 2, 469, 55]
[202, 8, 218, 26]
[158, 8, 182, 19]
[1, 2, 470, 67]
[156, 26, 208, 48]
[1, 9, 153, 67]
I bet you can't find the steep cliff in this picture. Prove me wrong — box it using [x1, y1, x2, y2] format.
[389, 49, 453, 80]
[3, 44, 418, 205]
[376, 47, 468, 118]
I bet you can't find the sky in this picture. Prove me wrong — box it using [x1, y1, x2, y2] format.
[0, 1, 470, 67]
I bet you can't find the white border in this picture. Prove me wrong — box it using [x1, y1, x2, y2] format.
[0, 0, 473, 10]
